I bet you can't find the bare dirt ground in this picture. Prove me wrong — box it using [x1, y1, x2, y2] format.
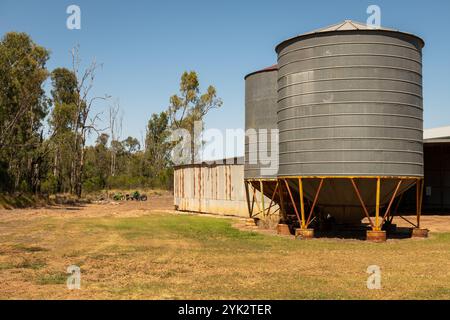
[0, 193, 174, 221]
[1, 194, 450, 300]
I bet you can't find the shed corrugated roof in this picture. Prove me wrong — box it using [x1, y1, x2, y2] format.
[424, 126, 450, 142]
[173, 157, 244, 168]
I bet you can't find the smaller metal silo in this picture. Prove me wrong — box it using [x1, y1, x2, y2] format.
[244, 66, 281, 225]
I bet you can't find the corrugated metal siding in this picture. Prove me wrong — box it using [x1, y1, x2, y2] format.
[244, 68, 279, 179]
[174, 163, 250, 217]
[276, 31, 424, 177]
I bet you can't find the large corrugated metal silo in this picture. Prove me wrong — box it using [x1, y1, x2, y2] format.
[275, 20, 425, 240]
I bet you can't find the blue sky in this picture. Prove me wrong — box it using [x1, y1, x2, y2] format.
[1, 0, 449, 157]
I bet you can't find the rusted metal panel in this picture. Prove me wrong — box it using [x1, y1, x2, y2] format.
[174, 162, 270, 217]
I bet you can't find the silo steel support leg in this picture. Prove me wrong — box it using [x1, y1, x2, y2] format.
[266, 182, 279, 217]
[298, 178, 306, 229]
[246, 181, 261, 217]
[244, 181, 252, 218]
[260, 180, 265, 217]
[420, 179, 424, 223]
[295, 178, 314, 239]
[365, 177, 386, 241]
[284, 179, 301, 226]
[416, 178, 423, 228]
[251, 183, 256, 215]
[252, 183, 261, 217]
[375, 177, 381, 231]
[381, 179, 403, 226]
[412, 178, 428, 238]
[390, 191, 405, 223]
[305, 178, 324, 228]
[278, 182, 287, 222]
[350, 178, 375, 229]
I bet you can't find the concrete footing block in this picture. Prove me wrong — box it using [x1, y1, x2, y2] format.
[295, 228, 314, 239]
[277, 223, 291, 235]
[412, 228, 429, 238]
[367, 230, 387, 242]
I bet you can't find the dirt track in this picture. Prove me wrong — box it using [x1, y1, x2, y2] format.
[0, 193, 175, 222]
[1, 193, 450, 233]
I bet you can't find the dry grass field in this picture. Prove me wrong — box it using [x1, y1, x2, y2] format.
[1, 193, 450, 300]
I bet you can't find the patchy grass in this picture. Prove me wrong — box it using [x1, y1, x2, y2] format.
[0, 262, 14, 270]
[0, 211, 450, 299]
[14, 244, 49, 253]
[15, 259, 47, 270]
[36, 272, 68, 285]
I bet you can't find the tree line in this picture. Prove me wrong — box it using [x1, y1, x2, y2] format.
[0, 32, 222, 197]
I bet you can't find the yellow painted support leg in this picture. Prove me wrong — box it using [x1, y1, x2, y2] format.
[298, 178, 306, 229]
[375, 177, 381, 231]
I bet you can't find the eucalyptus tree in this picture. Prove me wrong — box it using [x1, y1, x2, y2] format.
[0, 32, 50, 192]
[168, 71, 222, 164]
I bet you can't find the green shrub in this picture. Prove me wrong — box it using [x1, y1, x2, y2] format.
[41, 175, 58, 194]
[83, 176, 104, 193]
